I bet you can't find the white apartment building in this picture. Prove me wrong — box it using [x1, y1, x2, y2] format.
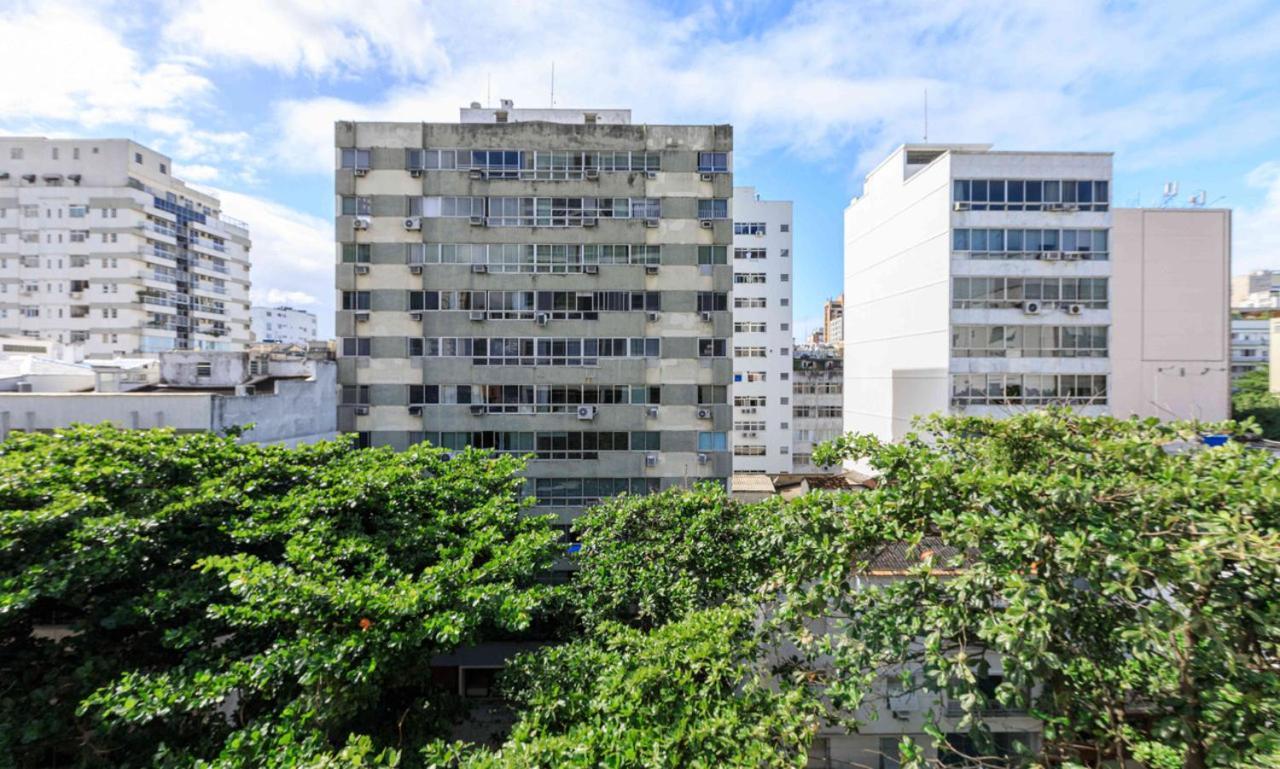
[252, 305, 318, 344]
[844, 144, 1228, 442]
[731, 186, 793, 473]
[1231, 315, 1271, 379]
[0, 138, 252, 356]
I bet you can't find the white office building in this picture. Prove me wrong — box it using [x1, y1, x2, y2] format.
[0, 137, 252, 356]
[252, 305, 318, 344]
[731, 186, 793, 473]
[844, 144, 1228, 442]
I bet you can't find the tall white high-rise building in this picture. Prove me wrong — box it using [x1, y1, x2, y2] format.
[0, 138, 252, 356]
[731, 186, 793, 473]
[844, 144, 1228, 441]
[252, 305, 318, 344]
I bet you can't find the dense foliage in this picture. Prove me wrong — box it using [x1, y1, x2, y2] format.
[1232, 366, 1280, 438]
[0, 426, 559, 768]
[3, 412, 1278, 768]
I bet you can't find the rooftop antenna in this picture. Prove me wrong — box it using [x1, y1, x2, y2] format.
[1187, 190, 1207, 207]
[923, 88, 928, 142]
[550, 61, 555, 108]
[1161, 181, 1178, 207]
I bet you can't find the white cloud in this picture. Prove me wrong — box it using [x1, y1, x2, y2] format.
[0, 2, 211, 127]
[1235, 161, 1280, 275]
[163, 0, 448, 78]
[173, 163, 222, 182]
[200, 187, 334, 335]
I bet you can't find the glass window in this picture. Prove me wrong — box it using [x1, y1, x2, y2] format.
[698, 199, 728, 219]
[698, 432, 727, 451]
[697, 152, 728, 173]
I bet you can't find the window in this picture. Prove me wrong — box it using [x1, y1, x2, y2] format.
[697, 292, 728, 312]
[952, 228, 1109, 260]
[10, 148, 23, 160]
[735, 346, 767, 358]
[734, 273, 767, 284]
[341, 385, 370, 405]
[342, 243, 372, 263]
[342, 291, 370, 311]
[341, 148, 372, 170]
[952, 277, 1108, 309]
[734, 248, 766, 260]
[698, 338, 727, 357]
[159, 163, 167, 174]
[697, 152, 728, 173]
[952, 373, 1107, 405]
[341, 337, 371, 357]
[697, 385, 728, 404]
[735, 322, 767, 333]
[734, 222, 766, 235]
[341, 196, 372, 216]
[780, 223, 789, 232]
[69, 205, 88, 218]
[734, 396, 766, 407]
[735, 296, 766, 309]
[134, 152, 143, 163]
[698, 246, 727, 265]
[955, 178, 1109, 212]
[780, 273, 789, 282]
[733, 445, 766, 456]
[951, 325, 1108, 358]
[701, 199, 732, 220]
[195, 362, 212, 377]
[698, 432, 728, 451]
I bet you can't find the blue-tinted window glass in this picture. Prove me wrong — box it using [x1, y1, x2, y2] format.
[953, 229, 969, 250]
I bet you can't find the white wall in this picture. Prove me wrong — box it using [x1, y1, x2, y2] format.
[844, 148, 953, 443]
[1110, 208, 1230, 421]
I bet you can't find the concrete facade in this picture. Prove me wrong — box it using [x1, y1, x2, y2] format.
[731, 186, 793, 473]
[0, 137, 252, 355]
[791, 344, 843, 472]
[0, 357, 336, 446]
[335, 107, 733, 522]
[252, 305, 318, 344]
[1109, 208, 1230, 420]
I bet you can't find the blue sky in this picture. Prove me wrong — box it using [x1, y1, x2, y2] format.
[3, 0, 1279, 338]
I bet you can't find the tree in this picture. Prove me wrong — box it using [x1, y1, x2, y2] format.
[569, 483, 780, 630]
[1232, 366, 1280, 439]
[0, 425, 560, 768]
[427, 605, 820, 769]
[791, 411, 1280, 768]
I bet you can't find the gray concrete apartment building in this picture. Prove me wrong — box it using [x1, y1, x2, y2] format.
[334, 103, 733, 523]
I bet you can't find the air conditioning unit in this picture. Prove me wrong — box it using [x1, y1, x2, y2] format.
[1067, 303, 1084, 315]
[353, 168, 368, 177]
[1022, 301, 1042, 315]
[576, 405, 597, 421]
[471, 264, 488, 273]
[440, 452, 454, 461]
[535, 312, 550, 326]
[647, 311, 660, 322]
[355, 264, 370, 274]
[1063, 204, 1080, 212]
[354, 404, 369, 415]
[469, 216, 485, 227]
[410, 265, 424, 274]
[584, 264, 599, 275]
[403, 217, 421, 230]
[743, 431, 757, 438]
[15, 382, 33, 393]
[1046, 203, 1066, 212]
[408, 405, 423, 415]
[700, 311, 713, 322]
[354, 310, 370, 322]
[353, 216, 371, 230]
[953, 201, 971, 211]
[697, 453, 710, 464]
[1063, 252, 1081, 261]
[646, 405, 659, 418]
[696, 407, 713, 420]
[409, 169, 423, 178]
[891, 710, 911, 721]
[582, 217, 598, 228]
[645, 265, 660, 275]
[700, 173, 715, 182]
[468, 169, 484, 179]
[470, 404, 486, 416]
[645, 453, 658, 467]
[585, 168, 599, 180]
[645, 171, 657, 179]
[1041, 251, 1062, 261]
[644, 218, 659, 228]
[469, 310, 486, 321]
[699, 220, 714, 229]
[410, 311, 424, 321]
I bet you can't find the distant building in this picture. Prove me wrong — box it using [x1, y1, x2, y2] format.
[822, 294, 844, 349]
[731, 186, 793, 474]
[0, 137, 252, 355]
[1232, 312, 1273, 379]
[792, 343, 843, 473]
[1232, 269, 1280, 308]
[0, 348, 335, 445]
[252, 305, 318, 344]
[843, 143, 1229, 444]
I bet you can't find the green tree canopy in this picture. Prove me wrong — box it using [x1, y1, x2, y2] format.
[0, 425, 560, 768]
